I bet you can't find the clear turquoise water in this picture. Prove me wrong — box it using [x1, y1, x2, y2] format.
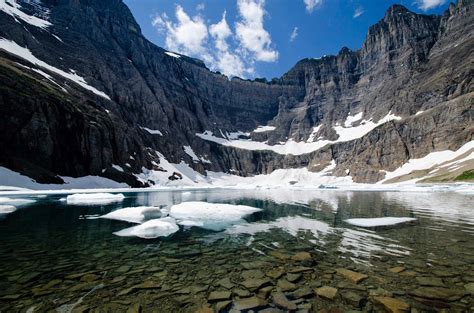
[0, 189, 473, 312]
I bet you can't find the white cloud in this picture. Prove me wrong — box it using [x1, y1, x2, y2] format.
[416, 0, 447, 10]
[304, 0, 323, 13]
[353, 7, 364, 18]
[164, 5, 209, 56]
[290, 26, 298, 42]
[196, 3, 205, 11]
[152, 1, 277, 78]
[235, 0, 278, 62]
[209, 11, 232, 51]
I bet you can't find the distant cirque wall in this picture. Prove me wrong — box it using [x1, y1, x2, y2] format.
[0, 0, 472, 187]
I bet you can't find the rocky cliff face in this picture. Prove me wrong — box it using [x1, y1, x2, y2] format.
[0, 0, 472, 187]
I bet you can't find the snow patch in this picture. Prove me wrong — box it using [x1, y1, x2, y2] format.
[345, 217, 417, 228]
[0, 166, 128, 190]
[0, 39, 110, 100]
[0, 0, 51, 29]
[344, 112, 363, 127]
[253, 125, 276, 133]
[196, 112, 401, 156]
[183, 146, 211, 164]
[379, 141, 474, 183]
[66, 193, 125, 205]
[112, 165, 124, 172]
[165, 51, 181, 58]
[140, 127, 163, 136]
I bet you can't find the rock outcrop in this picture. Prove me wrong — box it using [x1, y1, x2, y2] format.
[0, 0, 472, 186]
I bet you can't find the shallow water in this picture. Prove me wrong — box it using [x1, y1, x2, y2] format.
[0, 189, 473, 312]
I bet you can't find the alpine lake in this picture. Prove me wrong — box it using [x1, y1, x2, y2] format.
[0, 188, 473, 312]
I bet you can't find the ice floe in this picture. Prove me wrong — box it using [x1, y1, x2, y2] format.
[0, 205, 17, 214]
[113, 217, 179, 239]
[0, 196, 35, 206]
[345, 217, 417, 228]
[100, 206, 162, 224]
[66, 193, 125, 205]
[169, 201, 262, 231]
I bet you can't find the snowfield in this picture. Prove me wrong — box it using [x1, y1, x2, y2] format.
[196, 112, 401, 156]
[0, 38, 111, 99]
[0, 0, 51, 29]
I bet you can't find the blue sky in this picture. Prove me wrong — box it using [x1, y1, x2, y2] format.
[123, 0, 450, 79]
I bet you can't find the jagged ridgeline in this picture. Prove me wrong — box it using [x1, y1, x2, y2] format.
[0, 0, 472, 188]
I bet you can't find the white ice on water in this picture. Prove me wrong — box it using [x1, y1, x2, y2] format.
[345, 217, 417, 227]
[113, 217, 179, 239]
[169, 201, 262, 231]
[66, 193, 125, 205]
[0, 205, 17, 214]
[99, 206, 162, 224]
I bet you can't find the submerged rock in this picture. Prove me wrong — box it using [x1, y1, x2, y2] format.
[373, 296, 410, 313]
[336, 268, 368, 284]
[316, 286, 338, 300]
[231, 296, 267, 310]
[272, 291, 297, 310]
[409, 287, 467, 301]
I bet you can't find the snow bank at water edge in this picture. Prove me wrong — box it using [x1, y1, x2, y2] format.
[345, 217, 417, 228]
[169, 201, 262, 231]
[113, 217, 179, 239]
[0, 166, 128, 190]
[66, 193, 125, 205]
[99, 206, 163, 224]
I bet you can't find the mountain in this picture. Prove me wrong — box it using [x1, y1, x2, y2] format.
[0, 0, 472, 189]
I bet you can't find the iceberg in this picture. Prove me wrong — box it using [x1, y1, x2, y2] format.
[113, 217, 179, 239]
[66, 193, 125, 205]
[169, 201, 262, 231]
[100, 206, 162, 224]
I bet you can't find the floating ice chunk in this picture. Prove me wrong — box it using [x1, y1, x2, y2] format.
[113, 217, 179, 239]
[345, 217, 417, 228]
[0, 197, 35, 206]
[178, 220, 204, 227]
[66, 193, 125, 205]
[100, 206, 162, 224]
[169, 201, 262, 231]
[0, 205, 16, 214]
